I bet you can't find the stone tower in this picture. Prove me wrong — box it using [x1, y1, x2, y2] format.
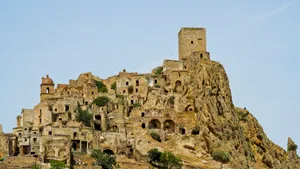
[40, 75, 55, 102]
[178, 27, 206, 61]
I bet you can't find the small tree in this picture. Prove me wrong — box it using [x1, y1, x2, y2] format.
[111, 82, 116, 90]
[91, 149, 119, 169]
[160, 151, 182, 169]
[95, 80, 108, 93]
[50, 160, 66, 169]
[148, 148, 162, 166]
[93, 96, 110, 107]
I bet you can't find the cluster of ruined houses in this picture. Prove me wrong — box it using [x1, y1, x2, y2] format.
[0, 27, 210, 164]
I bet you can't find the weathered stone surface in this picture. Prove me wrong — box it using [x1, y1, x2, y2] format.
[1, 27, 299, 169]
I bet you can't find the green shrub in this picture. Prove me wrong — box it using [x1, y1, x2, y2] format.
[147, 149, 182, 169]
[116, 94, 124, 99]
[133, 103, 141, 108]
[150, 132, 161, 142]
[31, 166, 39, 169]
[75, 103, 92, 127]
[93, 96, 110, 107]
[288, 144, 298, 151]
[111, 82, 116, 90]
[50, 160, 66, 169]
[168, 96, 175, 105]
[212, 150, 230, 163]
[95, 80, 108, 93]
[155, 67, 163, 75]
[91, 149, 119, 169]
[148, 148, 162, 165]
[128, 85, 134, 94]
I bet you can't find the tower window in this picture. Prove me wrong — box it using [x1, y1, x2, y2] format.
[126, 82, 129, 86]
[154, 79, 157, 84]
[200, 53, 203, 58]
[136, 88, 138, 92]
[136, 80, 139, 86]
[46, 87, 50, 93]
[191, 41, 194, 44]
[142, 123, 145, 128]
[141, 112, 145, 117]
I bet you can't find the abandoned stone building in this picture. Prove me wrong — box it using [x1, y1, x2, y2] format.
[0, 27, 209, 165]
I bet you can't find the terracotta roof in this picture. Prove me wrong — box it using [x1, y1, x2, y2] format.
[42, 75, 54, 85]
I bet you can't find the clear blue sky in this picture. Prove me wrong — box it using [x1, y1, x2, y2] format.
[0, 1, 299, 151]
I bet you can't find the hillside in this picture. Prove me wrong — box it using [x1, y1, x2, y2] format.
[0, 27, 298, 169]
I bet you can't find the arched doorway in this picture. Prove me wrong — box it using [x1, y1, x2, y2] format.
[148, 119, 161, 129]
[175, 80, 182, 88]
[163, 120, 175, 132]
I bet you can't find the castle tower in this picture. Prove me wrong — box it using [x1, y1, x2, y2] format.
[40, 75, 55, 102]
[178, 28, 207, 61]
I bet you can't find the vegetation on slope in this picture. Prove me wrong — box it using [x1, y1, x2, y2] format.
[95, 80, 108, 93]
[75, 103, 92, 127]
[93, 96, 110, 107]
[148, 148, 182, 169]
[91, 149, 119, 169]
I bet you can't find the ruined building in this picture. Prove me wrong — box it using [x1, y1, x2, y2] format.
[0, 28, 299, 169]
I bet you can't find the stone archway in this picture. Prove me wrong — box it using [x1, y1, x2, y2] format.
[163, 120, 175, 132]
[148, 119, 161, 129]
[175, 80, 182, 88]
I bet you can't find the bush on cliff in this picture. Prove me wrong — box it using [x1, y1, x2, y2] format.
[212, 150, 230, 163]
[75, 103, 92, 127]
[148, 148, 182, 169]
[95, 80, 108, 93]
[93, 96, 110, 107]
[91, 149, 119, 169]
[150, 132, 161, 142]
[111, 82, 116, 90]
